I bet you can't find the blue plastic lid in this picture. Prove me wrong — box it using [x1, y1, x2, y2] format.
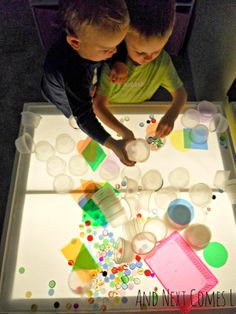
[168, 199, 194, 225]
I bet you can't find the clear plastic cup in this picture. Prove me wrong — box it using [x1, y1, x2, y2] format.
[209, 113, 229, 133]
[56, 133, 75, 154]
[68, 269, 92, 295]
[15, 133, 35, 154]
[123, 176, 139, 193]
[47, 156, 67, 177]
[35, 141, 55, 161]
[105, 199, 130, 228]
[225, 179, 236, 204]
[154, 186, 179, 210]
[213, 170, 231, 189]
[131, 232, 157, 256]
[68, 154, 88, 176]
[122, 218, 143, 240]
[168, 167, 190, 189]
[190, 124, 209, 144]
[181, 109, 201, 128]
[189, 183, 212, 207]
[99, 157, 120, 181]
[197, 100, 218, 122]
[125, 138, 150, 162]
[124, 195, 140, 217]
[92, 185, 117, 205]
[121, 164, 142, 182]
[184, 223, 211, 250]
[53, 174, 74, 194]
[21, 111, 42, 128]
[138, 190, 153, 211]
[143, 217, 168, 242]
[141, 169, 163, 191]
[114, 238, 135, 264]
[167, 198, 194, 229]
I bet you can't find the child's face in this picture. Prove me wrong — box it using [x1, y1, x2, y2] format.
[67, 24, 128, 62]
[125, 30, 171, 65]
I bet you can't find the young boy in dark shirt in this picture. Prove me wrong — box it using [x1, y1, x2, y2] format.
[41, 0, 135, 166]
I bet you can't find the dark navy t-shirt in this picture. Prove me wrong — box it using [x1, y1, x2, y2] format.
[41, 33, 110, 144]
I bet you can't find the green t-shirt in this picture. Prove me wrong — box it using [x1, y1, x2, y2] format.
[97, 50, 183, 103]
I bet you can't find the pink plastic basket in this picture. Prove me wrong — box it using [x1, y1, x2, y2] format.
[144, 231, 218, 313]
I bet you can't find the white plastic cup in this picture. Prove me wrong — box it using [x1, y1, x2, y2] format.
[123, 176, 139, 193]
[189, 183, 212, 207]
[209, 113, 229, 133]
[21, 111, 42, 128]
[124, 195, 140, 217]
[125, 138, 150, 162]
[197, 100, 218, 122]
[181, 109, 201, 128]
[138, 190, 153, 212]
[68, 154, 88, 176]
[53, 174, 74, 194]
[15, 133, 35, 154]
[143, 217, 168, 242]
[114, 237, 135, 264]
[35, 141, 55, 161]
[154, 186, 179, 210]
[225, 179, 236, 204]
[92, 185, 116, 205]
[56, 133, 75, 154]
[184, 223, 212, 249]
[47, 156, 67, 177]
[190, 124, 209, 144]
[141, 169, 163, 191]
[68, 269, 92, 294]
[168, 167, 190, 189]
[131, 231, 157, 256]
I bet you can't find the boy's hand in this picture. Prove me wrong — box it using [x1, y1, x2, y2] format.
[104, 137, 136, 166]
[155, 114, 175, 138]
[109, 61, 128, 84]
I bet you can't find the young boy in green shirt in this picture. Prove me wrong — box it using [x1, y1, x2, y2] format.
[93, 0, 187, 140]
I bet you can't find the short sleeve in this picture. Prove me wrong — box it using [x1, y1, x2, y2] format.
[160, 52, 183, 93]
[96, 63, 115, 97]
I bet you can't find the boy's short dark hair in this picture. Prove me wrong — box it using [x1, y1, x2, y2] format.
[126, 0, 175, 38]
[59, 0, 129, 36]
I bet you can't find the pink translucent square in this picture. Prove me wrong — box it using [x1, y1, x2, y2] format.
[144, 231, 218, 314]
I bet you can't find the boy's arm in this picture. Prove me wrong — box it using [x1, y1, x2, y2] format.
[155, 86, 187, 138]
[93, 94, 135, 140]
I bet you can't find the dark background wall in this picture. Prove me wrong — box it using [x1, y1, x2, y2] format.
[0, 0, 235, 242]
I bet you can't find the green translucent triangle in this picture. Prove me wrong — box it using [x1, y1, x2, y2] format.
[73, 244, 99, 270]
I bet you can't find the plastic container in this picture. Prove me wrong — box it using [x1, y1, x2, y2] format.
[15, 133, 35, 154]
[141, 169, 163, 191]
[53, 174, 74, 194]
[138, 190, 153, 211]
[21, 111, 42, 128]
[56, 133, 75, 154]
[225, 179, 236, 204]
[213, 170, 231, 189]
[47, 156, 67, 177]
[181, 109, 201, 128]
[184, 223, 212, 249]
[197, 100, 217, 122]
[168, 167, 190, 189]
[125, 138, 150, 162]
[209, 113, 229, 133]
[68, 269, 92, 295]
[190, 124, 209, 144]
[92, 185, 117, 205]
[35, 141, 55, 161]
[124, 195, 140, 217]
[167, 198, 194, 229]
[189, 183, 212, 207]
[143, 217, 168, 242]
[114, 237, 135, 264]
[131, 231, 157, 256]
[68, 154, 88, 176]
[154, 186, 179, 210]
[123, 176, 139, 193]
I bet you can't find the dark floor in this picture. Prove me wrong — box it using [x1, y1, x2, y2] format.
[0, 0, 197, 241]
